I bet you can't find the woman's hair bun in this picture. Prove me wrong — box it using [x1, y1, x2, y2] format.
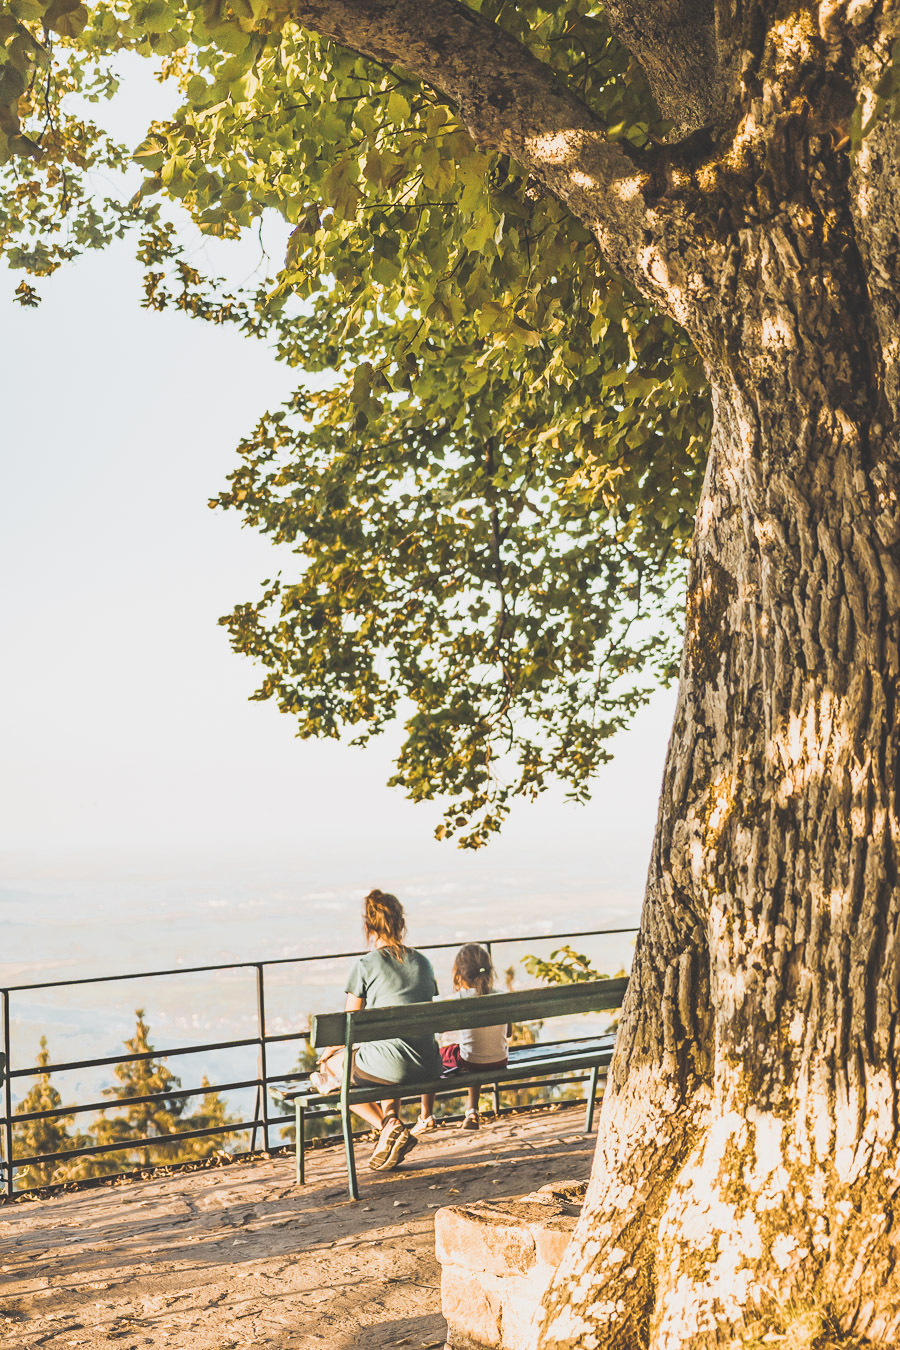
[363, 889, 407, 961]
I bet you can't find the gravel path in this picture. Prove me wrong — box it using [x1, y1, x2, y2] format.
[0, 1105, 594, 1349]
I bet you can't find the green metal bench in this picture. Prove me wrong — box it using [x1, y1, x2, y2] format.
[283, 977, 626, 1200]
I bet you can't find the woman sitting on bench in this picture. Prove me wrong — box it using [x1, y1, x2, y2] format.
[310, 888, 442, 1171]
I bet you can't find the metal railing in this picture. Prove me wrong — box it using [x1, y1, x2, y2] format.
[0, 926, 636, 1197]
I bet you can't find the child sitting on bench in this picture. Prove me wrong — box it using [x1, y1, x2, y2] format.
[412, 943, 509, 1134]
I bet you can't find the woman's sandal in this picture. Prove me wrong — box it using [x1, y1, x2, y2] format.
[459, 1109, 480, 1131]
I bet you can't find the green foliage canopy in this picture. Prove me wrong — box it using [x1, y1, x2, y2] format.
[522, 944, 605, 986]
[1, 1, 711, 842]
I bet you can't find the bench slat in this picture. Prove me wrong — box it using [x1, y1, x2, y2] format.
[311, 977, 626, 1047]
[273, 1036, 613, 1099]
[484, 1034, 614, 1064]
[285, 1036, 616, 1105]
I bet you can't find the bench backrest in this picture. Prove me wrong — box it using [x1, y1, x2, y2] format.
[310, 976, 627, 1049]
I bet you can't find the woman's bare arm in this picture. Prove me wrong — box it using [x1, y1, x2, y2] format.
[319, 993, 366, 1062]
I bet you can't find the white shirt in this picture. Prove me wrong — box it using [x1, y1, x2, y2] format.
[454, 987, 508, 1064]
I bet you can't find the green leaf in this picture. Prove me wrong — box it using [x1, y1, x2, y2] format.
[387, 88, 411, 124]
[0, 0, 708, 846]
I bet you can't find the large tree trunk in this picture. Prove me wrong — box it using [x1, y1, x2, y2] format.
[539, 71, 900, 1350]
[225, 3, 900, 1342]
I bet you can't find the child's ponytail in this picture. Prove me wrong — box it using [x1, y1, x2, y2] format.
[452, 943, 494, 996]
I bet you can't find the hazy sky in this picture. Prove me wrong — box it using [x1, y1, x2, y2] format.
[0, 61, 680, 912]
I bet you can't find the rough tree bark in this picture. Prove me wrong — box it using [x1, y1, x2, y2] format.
[290, 2, 900, 1343]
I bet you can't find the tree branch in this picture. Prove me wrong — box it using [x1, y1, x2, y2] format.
[601, 0, 741, 132]
[287, 0, 675, 295]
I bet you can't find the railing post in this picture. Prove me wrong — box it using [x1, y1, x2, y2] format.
[255, 964, 270, 1153]
[2, 989, 14, 1197]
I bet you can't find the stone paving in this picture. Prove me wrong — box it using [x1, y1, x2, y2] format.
[0, 1105, 594, 1350]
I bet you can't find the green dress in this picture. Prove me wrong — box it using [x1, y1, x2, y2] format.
[346, 947, 442, 1083]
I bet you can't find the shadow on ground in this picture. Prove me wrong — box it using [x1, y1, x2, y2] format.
[0, 1105, 594, 1350]
[333, 1311, 447, 1348]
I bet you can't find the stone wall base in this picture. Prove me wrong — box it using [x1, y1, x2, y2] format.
[435, 1181, 585, 1349]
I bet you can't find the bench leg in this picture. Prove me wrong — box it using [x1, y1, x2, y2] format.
[492, 1081, 501, 1117]
[295, 1101, 305, 1185]
[584, 1065, 599, 1133]
[342, 1102, 359, 1201]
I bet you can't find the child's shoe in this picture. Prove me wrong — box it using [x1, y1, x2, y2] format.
[411, 1114, 437, 1137]
[459, 1110, 479, 1130]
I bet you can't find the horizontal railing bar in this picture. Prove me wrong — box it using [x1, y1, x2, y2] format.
[8, 1064, 606, 1148]
[268, 1071, 608, 1132]
[0, 927, 637, 994]
[266, 1071, 309, 1088]
[11, 1119, 260, 1169]
[1, 1059, 606, 1131]
[13, 1077, 264, 1124]
[3, 1034, 612, 1117]
[8, 1072, 608, 1172]
[4, 1068, 311, 1127]
[2, 962, 293, 995]
[253, 1070, 608, 1130]
[8, 1089, 601, 1192]
[481, 928, 636, 949]
[483, 1074, 602, 1092]
[8, 1036, 262, 1080]
[2, 1047, 611, 1113]
[8, 1031, 310, 1083]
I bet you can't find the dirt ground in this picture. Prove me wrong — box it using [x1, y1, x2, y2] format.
[0, 1104, 594, 1350]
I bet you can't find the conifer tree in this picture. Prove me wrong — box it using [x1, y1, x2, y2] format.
[178, 1076, 238, 1161]
[92, 1009, 184, 1169]
[12, 1037, 80, 1189]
